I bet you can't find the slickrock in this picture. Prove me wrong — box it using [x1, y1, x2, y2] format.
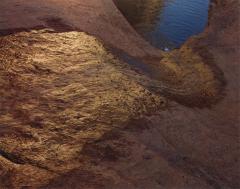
[0, 0, 239, 188]
[0, 0, 161, 58]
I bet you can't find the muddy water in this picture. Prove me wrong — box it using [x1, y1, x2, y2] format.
[114, 0, 210, 50]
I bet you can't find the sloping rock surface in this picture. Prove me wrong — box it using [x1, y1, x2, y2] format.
[0, 0, 239, 188]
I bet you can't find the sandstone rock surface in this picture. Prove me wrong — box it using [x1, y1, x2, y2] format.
[0, 0, 239, 188]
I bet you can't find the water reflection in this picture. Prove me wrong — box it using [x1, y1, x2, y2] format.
[114, 0, 210, 50]
[114, 0, 164, 32]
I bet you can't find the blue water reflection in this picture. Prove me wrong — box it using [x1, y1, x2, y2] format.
[115, 0, 210, 50]
[149, 0, 210, 49]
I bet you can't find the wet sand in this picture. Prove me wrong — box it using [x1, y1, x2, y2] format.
[0, 0, 239, 188]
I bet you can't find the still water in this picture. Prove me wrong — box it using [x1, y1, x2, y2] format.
[114, 0, 210, 50]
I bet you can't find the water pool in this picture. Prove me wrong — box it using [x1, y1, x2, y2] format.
[114, 0, 210, 50]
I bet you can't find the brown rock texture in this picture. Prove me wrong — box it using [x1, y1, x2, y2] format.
[0, 30, 167, 188]
[0, 0, 239, 189]
[0, 0, 161, 58]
